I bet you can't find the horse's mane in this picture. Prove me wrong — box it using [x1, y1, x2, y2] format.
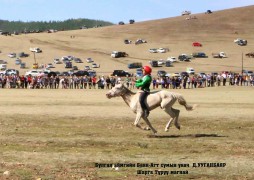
[123, 85, 136, 95]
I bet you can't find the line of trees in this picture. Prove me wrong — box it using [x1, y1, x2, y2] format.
[0, 18, 114, 33]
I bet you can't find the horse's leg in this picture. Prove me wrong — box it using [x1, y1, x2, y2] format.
[133, 112, 148, 130]
[172, 108, 180, 130]
[161, 96, 177, 132]
[142, 116, 157, 134]
[133, 112, 155, 132]
[133, 112, 142, 127]
[164, 107, 176, 132]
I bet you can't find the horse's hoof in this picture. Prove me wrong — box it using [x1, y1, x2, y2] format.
[165, 128, 169, 132]
[144, 127, 151, 131]
[176, 126, 181, 130]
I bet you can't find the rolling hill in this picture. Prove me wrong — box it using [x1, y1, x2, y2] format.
[0, 5, 253, 76]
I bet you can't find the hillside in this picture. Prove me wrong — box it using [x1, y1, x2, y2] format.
[0, 5, 254, 76]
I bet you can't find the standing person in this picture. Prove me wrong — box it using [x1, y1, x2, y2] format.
[91, 76, 96, 89]
[135, 66, 152, 117]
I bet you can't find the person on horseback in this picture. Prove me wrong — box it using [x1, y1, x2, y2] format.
[135, 65, 152, 117]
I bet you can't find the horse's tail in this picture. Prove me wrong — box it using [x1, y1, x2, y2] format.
[176, 93, 197, 111]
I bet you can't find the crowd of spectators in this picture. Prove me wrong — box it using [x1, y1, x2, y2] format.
[0, 72, 253, 90]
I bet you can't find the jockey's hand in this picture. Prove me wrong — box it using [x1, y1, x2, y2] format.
[136, 79, 142, 83]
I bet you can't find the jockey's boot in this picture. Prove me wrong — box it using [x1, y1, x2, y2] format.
[144, 109, 150, 118]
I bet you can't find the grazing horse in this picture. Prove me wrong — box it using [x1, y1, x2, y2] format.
[106, 83, 197, 134]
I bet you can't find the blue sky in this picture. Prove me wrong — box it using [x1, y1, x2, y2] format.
[0, 0, 253, 24]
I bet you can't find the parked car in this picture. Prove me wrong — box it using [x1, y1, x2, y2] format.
[111, 51, 128, 58]
[167, 57, 177, 63]
[53, 58, 62, 64]
[157, 70, 167, 77]
[150, 60, 159, 67]
[205, 10, 212, 14]
[158, 60, 165, 65]
[157, 48, 168, 53]
[65, 61, 72, 68]
[47, 63, 54, 68]
[192, 52, 208, 58]
[92, 63, 100, 68]
[0, 60, 7, 64]
[84, 65, 91, 70]
[8, 53, 16, 58]
[124, 39, 132, 44]
[74, 58, 83, 63]
[88, 70, 97, 77]
[234, 38, 247, 46]
[29, 47, 42, 53]
[20, 63, 26, 69]
[186, 67, 195, 74]
[18, 52, 29, 58]
[73, 70, 89, 77]
[15, 58, 22, 65]
[192, 42, 202, 47]
[25, 70, 43, 77]
[128, 62, 142, 69]
[59, 71, 70, 76]
[165, 61, 172, 67]
[180, 72, 189, 77]
[182, 10, 191, 16]
[72, 66, 78, 70]
[212, 52, 227, 58]
[149, 48, 158, 53]
[243, 70, 253, 76]
[0, 64, 7, 70]
[86, 58, 94, 63]
[68, 70, 75, 76]
[178, 54, 191, 61]
[112, 70, 131, 77]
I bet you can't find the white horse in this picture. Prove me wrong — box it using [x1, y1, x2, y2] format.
[106, 84, 197, 134]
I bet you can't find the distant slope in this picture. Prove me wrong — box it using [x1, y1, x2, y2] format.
[96, 5, 254, 40]
[0, 5, 253, 75]
[0, 18, 114, 33]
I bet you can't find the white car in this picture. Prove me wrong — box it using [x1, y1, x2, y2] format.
[158, 60, 165, 65]
[182, 10, 191, 16]
[186, 67, 195, 74]
[84, 65, 91, 70]
[29, 47, 42, 53]
[167, 56, 177, 62]
[86, 58, 94, 63]
[8, 53, 16, 58]
[0, 69, 19, 76]
[149, 48, 158, 53]
[47, 63, 54, 68]
[53, 58, 61, 64]
[92, 63, 100, 68]
[157, 48, 168, 53]
[25, 70, 43, 77]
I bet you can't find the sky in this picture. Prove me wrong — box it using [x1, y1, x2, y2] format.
[0, 0, 253, 24]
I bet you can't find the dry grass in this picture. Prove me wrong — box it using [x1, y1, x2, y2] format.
[0, 86, 253, 179]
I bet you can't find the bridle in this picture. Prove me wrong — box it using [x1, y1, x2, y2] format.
[110, 85, 127, 97]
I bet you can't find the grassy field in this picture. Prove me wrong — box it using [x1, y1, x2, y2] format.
[0, 86, 253, 179]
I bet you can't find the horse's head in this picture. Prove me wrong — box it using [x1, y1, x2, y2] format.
[106, 83, 125, 99]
